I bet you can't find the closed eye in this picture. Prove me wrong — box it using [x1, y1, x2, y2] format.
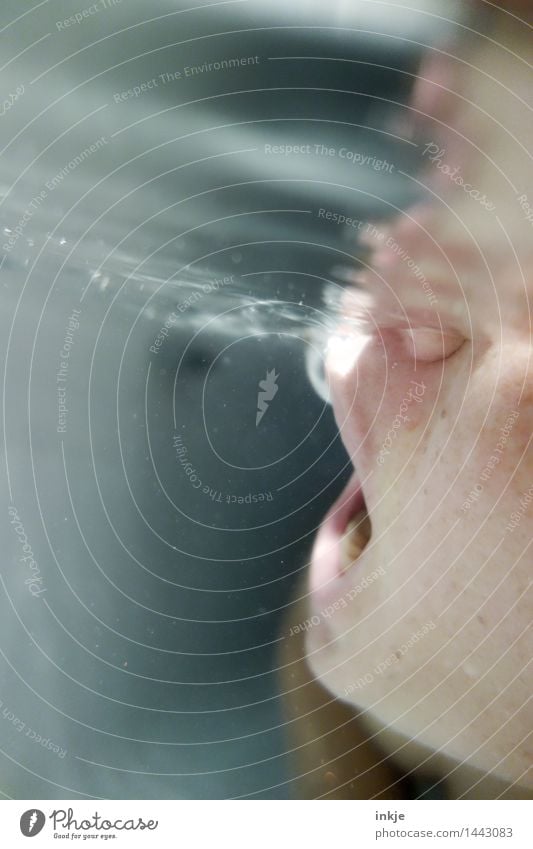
[395, 326, 467, 364]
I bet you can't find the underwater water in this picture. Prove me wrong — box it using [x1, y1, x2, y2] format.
[0, 0, 460, 799]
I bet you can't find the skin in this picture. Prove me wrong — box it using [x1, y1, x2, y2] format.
[305, 7, 532, 796]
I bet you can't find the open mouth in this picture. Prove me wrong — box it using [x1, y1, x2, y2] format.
[341, 505, 371, 573]
[310, 470, 372, 600]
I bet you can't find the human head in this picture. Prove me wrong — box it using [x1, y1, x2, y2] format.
[306, 2, 532, 793]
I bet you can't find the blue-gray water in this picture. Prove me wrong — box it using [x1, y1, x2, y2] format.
[0, 0, 460, 798]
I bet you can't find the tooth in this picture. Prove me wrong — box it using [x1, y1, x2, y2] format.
[341, 508, 371, 572]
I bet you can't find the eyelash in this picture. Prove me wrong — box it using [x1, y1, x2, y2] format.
[396, 327, 467, 364]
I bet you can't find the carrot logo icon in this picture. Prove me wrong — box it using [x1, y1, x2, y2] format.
[20, 809, 46, 837]
[256, 369, 279, 426]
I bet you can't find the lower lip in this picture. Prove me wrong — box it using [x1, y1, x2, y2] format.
[310, 470, 365, 602]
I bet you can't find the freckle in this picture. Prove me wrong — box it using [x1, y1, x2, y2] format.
[440, 409, 447, 418]
[423, 488, 428, 495]
[394, 651, 402, 661]
[477, 614, 486, 626]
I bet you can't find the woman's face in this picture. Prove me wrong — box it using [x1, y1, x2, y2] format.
[306, 15, 533, 788]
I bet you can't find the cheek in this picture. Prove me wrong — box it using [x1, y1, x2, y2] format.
[472, 369, 533, 500]
[315, 335, 532, 666]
